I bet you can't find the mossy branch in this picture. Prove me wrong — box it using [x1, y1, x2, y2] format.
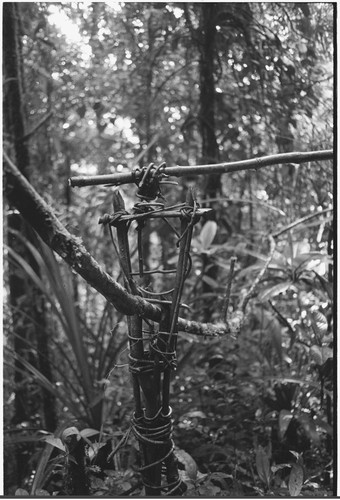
[3, 152, 230, 337]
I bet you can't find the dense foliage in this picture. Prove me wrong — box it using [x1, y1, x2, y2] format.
[3, 2, 333, 496]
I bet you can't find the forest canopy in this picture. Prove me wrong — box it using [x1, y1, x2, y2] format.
[3, 2, 334, 497]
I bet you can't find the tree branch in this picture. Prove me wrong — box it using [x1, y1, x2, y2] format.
[69, 149, 333, 187]
[240, 234, 277, 313]
[3, 152, 230, 337]
[272, 208, 333, 238]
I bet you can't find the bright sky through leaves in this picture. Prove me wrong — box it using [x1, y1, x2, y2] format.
[48, 4, 92, 60]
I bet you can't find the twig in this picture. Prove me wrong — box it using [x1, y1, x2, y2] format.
[199, 196, 286, 216]
[272, 208, 333, 238]
[133, 134, 159, 165]
[169, 189, 198, 345]
[221, 256, 237, 323]
[268, 300, 296, 337]
[240, 235, 276, 313]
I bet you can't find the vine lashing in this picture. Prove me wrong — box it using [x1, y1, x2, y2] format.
[99, 163, 211, 495]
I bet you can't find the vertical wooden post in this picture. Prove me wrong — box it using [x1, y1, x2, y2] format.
[110, 188, 199, 496]
[162, 190, 196, 414]
[113, 191, 163, 494]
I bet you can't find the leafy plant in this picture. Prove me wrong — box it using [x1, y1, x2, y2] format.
[5, 232, 127, 430]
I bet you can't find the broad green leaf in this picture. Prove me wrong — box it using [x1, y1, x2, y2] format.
[298, 42, 308, 53]
[209, 471, 233, 482]
[321, 347, 333, 362]
[313, 417, 333, 436]
[175, 448, 198, 480]
[286, 232, 295, 264]
[297, 414, 320, 445]
[234, 246, 268, 261]
[271, 250, 288, 268]
[270, 317, 283, 363]
[281, 55, 294, 68]
[35, 489, 50, 496]
[289, 450, 301, 461]
[295, 253, 332, 275]
[237, 263, 264, 278]
[198, 484, 221, 496]
[31, 440, 55, 494]
[259, 281, 292, 302]
[278, 410, 293, 440]
[185, 411, 207, 419]
[271, 463, 292, 473]
[256, 446, 271, 487]
[310, 310, 328, 338]
[87, 441, 107, 460]
[15, 489, 30, 496]
[309, 345, 323, 365]
[62, 426, 80, 440]
[199, 220, 217, 251]
[44, 436, 66, 452]
[80, 428, 101, 438]
[202, 275, 219, 289]
[192, 443, 229, 459]
[292, 240, 310, 259]
[310, 345, 332, 365]
[120, 481, 133, 492]
[288, 463, 304, 496]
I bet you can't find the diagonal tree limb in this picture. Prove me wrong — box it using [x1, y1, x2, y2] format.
[272, 208, 333, 238]
[3, 152, 230, 337]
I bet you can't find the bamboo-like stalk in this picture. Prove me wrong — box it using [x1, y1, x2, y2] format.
[163, 189, 197, 414]
[69, 149, 333, 187]
[112, 192, 144, 415]
[113, 191, 164, 494]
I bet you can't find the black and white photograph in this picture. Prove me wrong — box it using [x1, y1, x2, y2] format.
[3, 2, 334, 496]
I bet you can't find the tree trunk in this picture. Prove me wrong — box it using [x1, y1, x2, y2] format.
[3, 3, 56, 438]
[199, 3, 221, 199]
[198, 3, 220, 321]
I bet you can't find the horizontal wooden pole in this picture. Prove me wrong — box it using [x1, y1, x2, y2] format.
[69, 149, 333, 188]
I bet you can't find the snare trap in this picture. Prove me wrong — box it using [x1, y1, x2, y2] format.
[73, 162, 214, 495]
[103, 165, 210, 495]
[68, 149, 333, 496]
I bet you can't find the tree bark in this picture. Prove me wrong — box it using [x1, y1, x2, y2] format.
[3, 4, 56, 490]
[199, 3, 221, 199]
[198, 3, 220, 320]
[4, 2, 56, 431]
[3, 3, 29, 174]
